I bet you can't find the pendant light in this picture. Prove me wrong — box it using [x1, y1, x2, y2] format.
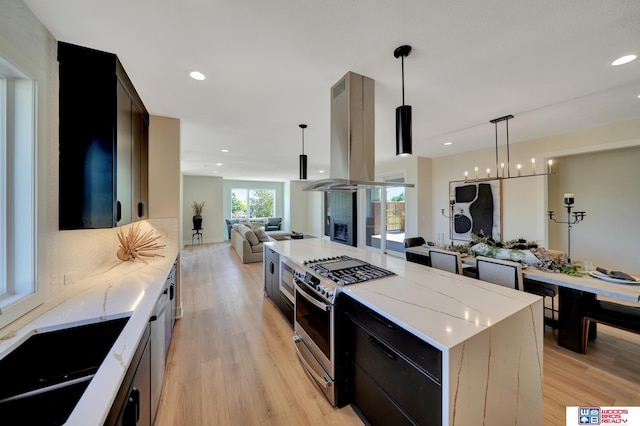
[299, 124, 307, 180]
[394, 45, 412, 156]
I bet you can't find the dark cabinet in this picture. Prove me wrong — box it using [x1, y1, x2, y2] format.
[340, 294, 442, 426]
[263, 247, 280, 306]
[58, 41, 149, 229]
[105, 324, 151, 426]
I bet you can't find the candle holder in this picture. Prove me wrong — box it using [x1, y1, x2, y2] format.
[442, 199, 465, 240]
[547, 195, 586, 264]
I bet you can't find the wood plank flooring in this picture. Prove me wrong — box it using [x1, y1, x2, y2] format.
[155, 242, 640, 426]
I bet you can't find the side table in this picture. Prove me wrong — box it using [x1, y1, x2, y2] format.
[192, 228, 203, 245]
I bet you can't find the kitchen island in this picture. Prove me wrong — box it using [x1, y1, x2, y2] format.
[271, 238, 543, 426]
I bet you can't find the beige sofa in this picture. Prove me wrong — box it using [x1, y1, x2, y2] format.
[230, 223, 275, 263]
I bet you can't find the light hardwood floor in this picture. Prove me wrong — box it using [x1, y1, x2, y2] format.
[155, 243, 640, 426]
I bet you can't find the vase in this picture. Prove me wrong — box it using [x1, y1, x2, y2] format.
[193, 216, 203, 230]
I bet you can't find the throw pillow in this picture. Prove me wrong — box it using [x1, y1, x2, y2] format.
[252, 225, 270, 242]
[241, 227, 260, 246]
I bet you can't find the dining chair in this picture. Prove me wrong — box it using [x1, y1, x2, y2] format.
[403, 237, 426, 248]
[428, 249, 463, 275]
[404, 237, 429, 266]
[476, 256, 523, 291]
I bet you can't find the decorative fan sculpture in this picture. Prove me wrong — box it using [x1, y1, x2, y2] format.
[117, 224, 165, 262]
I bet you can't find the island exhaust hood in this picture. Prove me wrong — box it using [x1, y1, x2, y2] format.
[303, 71, 414, 192]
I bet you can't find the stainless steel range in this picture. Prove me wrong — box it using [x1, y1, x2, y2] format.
[292, 255, 394, 406]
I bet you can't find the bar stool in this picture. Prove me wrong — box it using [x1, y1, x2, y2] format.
[192, 228, 203, 245]
[524, 278, 558, 330]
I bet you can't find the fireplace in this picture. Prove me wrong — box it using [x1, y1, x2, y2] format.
[334, 223, 348, 243]
[326, 192, 357, 247]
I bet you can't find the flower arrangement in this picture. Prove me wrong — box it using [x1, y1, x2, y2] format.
[192, 201, 205, 218]
[452, 231, 583, 276]
[451, 231, 539, 256]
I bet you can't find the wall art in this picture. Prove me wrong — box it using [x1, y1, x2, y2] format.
[448, 180, 502, 241]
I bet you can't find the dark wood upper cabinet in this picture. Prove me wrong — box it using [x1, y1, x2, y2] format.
[58, 41, 149, 229]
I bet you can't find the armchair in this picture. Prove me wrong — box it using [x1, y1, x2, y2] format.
[265, 217, 282, 231]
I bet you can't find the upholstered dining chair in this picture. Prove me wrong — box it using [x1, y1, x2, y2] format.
[403, 237, 426, 249]
[428, 249, 463, 275]
[476, 256, 523, 291]
[404, 237, 429, 266]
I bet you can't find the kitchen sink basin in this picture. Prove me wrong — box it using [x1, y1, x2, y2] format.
[0, 314, 131, 425]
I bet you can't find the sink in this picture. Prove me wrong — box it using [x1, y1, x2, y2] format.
[0, 314, 131, 425]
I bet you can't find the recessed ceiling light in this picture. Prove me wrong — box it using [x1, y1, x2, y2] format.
[319, 170, 325, 174]
[444, 142, 453, 146]
[216, 163, 223, 166]
[189, 71, 206, 80]
[611, 54, 637, 66]
[221, 149, 229, 153]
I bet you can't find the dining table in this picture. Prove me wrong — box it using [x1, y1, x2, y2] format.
[404, 245, 640, 353]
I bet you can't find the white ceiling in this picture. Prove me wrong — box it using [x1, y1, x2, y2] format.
[24, 0, 640, 182]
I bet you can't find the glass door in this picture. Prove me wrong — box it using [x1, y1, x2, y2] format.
[384, 178, 406, 255]
[365, 177, 406, 255]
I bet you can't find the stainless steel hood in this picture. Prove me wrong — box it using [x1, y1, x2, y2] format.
[304, 71, 414, 192]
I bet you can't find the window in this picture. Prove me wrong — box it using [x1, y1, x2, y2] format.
[231, 188, 275, 219]
[0, 55, 38, 328]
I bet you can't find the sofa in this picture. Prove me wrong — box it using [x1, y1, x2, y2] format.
[230, 222, 275, 263]
[225, 218, 241, 239]
[265, 217, 282, 231]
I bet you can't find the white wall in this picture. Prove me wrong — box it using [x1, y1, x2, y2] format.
[149, 116, 181, 219]
[183, 175, 224, 245]
[288, 180, 310, 234]
[548, 146, 640, 271]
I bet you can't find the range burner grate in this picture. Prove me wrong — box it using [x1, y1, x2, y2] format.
[303, 256, 395, 285]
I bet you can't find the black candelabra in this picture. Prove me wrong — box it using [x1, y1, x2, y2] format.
[547, 193, 586, 264]
[442, 197, 465, 240]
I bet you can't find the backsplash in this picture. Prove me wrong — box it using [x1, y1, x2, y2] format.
[51, 219, 180, 296]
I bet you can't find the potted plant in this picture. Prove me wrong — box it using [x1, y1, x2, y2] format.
[192, 201, 205, 230]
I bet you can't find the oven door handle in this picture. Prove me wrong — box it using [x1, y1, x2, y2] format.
[294, 280, 330, 312]
[293, 335, 331, 388]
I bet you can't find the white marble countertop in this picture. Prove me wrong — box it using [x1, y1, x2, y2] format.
[271, 238, 540, 351]
[0, 248, 179, 426]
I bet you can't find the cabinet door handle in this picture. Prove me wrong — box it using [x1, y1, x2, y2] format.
[116, 201, 122, 222]
[138, 202, 144, 218]
[270, 261, 274, 274]
[123, 386, 140, 426]
[132, 387, 140, 422]
[368, 335, 398, 361]
[169, 284, 174, 300]
[367, 309, 397, 330]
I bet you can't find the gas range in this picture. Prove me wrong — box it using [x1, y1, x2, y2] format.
[291, 255, 395, 406]
[303, 256, 396, 286]
[293, 256, 395, 304]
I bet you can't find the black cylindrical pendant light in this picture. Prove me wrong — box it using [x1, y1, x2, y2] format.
[299, 124, 307, 179]
[394, 45, 412, 156]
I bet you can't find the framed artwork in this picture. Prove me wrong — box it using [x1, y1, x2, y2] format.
[448, 179, 502, 241]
